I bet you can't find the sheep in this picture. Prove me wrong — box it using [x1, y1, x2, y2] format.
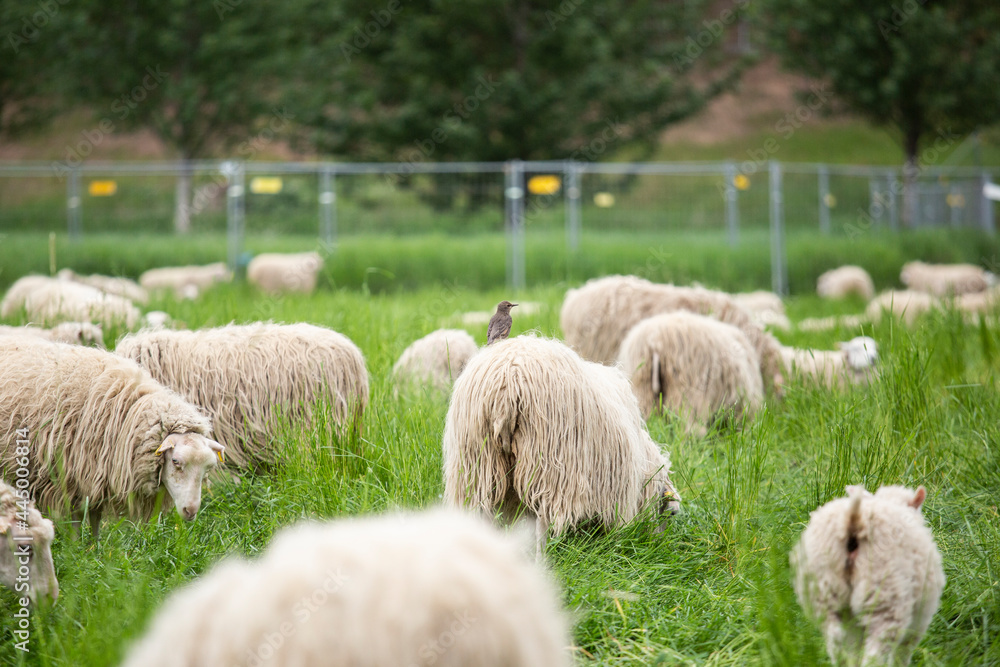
[791, 485, 945, 666]
[797, 314, 868, 333]
[443, 335, 681, 559]
[139, 262, 232, 299]
[0, 275, 53, 318]
[865, 290, 940, 325]
[900, 261, 992, 296]
[141, 310, 173, 330]
[0, 337, 224, 540]
[780, 336, 879, 389]
[0, 322, 105, 347]
[246, 251, 324, 294]
[616, 311, 764, 431]
[120, 509, 572, 667]
[393, 328, 479, 393]
[116, 322, 369, 469]
[1, 479, 58, 603]
[733, 291, 791, 331]
[817, 266, 876, 301]
[2, 277, 142, 329]
[56, 268, 149, 304]
[560, 275, 785, 394]
[955, 285, 1000, 315]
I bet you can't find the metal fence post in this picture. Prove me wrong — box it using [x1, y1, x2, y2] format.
[981, 171, 996, 235]
[817, 164, 830, 235]
[226, 164, 245, 276]
[769, 161, 787, 296]
[67, 168, 82, 241]
[565, 161, 581, 252]
[724, 161, 739, 247]
[319, 167, 337, 246]
[888, 171, 899, 231]
[504, 160, 526, 290]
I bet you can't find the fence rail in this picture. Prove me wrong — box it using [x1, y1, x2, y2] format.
[0, 159, 996, 294]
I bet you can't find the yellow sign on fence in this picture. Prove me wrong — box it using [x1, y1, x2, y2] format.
[527, 175, 561, 196]
[250, 177, 283, 194]
[88, 180, 117, 196]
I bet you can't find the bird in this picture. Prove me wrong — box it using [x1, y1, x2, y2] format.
[487, 301, 517, 345]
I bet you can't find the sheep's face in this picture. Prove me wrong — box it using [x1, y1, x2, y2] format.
[839, 336, 878, 371]
[157, 433, 225, 522]
[0, 504, 58, 603]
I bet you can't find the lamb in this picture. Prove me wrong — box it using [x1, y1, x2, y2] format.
[443, 335, 681, 559]
[780, 336, 879, 389]
[56, 268, 149, 304]
[865, 290, 940, 325]
[1, 479, 58, 602]
[121, 509, 571, 667]
[139, 262, 232, 300]
[900, 261, 992, 296]
[791, 485, 945, 666]
[2, 277, 142, 329]
[393, 328, 479, 393]
[616, 312, 763, 431]
[0, 322, 105, 347]
[0, 337, 224, 540]
[560, 275, 785, 393]
[246, 251, 324, 294]
[116, 323, 369, 468]
[817, 266, 876, 300]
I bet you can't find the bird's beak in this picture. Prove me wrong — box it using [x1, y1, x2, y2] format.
[512, 303, 519, 307]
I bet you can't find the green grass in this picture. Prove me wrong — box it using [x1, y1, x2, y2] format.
[1, 280, 999, 665]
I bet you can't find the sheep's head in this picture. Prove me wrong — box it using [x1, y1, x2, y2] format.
[156, 433, 225, 521]
[653, 471, 682, 534]
[0, 491, 58, 603]
[839, 336, 878, 371]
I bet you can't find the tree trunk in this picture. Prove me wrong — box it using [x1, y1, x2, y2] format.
[173, 157, 193, 234]
[901, 127, 921, 228]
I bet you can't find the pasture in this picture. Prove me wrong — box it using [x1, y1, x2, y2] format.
[0, 275, 999, 665]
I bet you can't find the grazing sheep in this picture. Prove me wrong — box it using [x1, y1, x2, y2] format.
[443, 335, 680, 559]
[0, 337, 224, 540]
[1, 277, 141, 329]
[247, 251, 324, 294]
[780, 336, 879, 389]
[0, 322, 105, 347]
[1, 480, 58, 602]
[57, 268, 149, 304]
[1, 275, 54, 318]
[817, 266, 876, 301]
[116, 323, 368, 468]
[617, 312, 763, 431]
[955, 286, 1000, 315]
[797, 314, 867, 333]
[791, 485, 944, 666]
[560, 275, 785, 393]
[121, 509, 571, 667]
[865, 290, 940, 325]
[139, 262, 232, 300]
[900, 261, 991, 296]
[734, 291, 791, 331]
[393, 328, 479, 393]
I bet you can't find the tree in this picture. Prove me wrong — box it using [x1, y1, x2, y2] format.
[760, 0, 1000, 224]
[48, 0, 294, 232]
[292, 0, 745, 168]
[0, 0, 63, 141]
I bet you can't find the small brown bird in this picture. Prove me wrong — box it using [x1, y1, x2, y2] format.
[487, 300, 517, 345]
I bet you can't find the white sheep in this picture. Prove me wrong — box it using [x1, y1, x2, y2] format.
[443, 335, 681, 559]
[56, 268, 149, 304]
[817, 266, 876, 300]
[246, 251, 324, 294]
[733, 291, 791, 331]
[0, 337, 224, 540]
[0, 275, 53, 318]
[139, 262, 232, 300]
[900, 261, 991, 296]
[116, 323, 368, 469]
[797, 314, 868, 333]
[780, 336, 879, 389]
[120, 509, 572, 667]
[560, 275, 785, 394]
[3, 277, 142, 329]
[791, 485, 945, 666]
[955, 286, 1000, 315]
[0, 322, 105, 347]
[865, 290, 940, 325]
[393, 328, 479, 393]
[0, 479, 58, 603]
[617, 312, 763, 431]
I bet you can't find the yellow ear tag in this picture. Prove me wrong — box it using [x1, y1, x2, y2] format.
[154, 443, 169, 456]
[216, 451, 225, 463]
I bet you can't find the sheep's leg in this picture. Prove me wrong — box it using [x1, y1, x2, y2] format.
[860, 614, 905, 667]
[535, 517, 549, 562]
[88, 506, 102, 542]
[823, 613, 863, 667]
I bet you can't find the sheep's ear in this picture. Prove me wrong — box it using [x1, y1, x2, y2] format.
[154, 433, 182, 456]
[206, 439, 225, 463]
[910, 486, 926, 509]
[845, 484, 867, 497]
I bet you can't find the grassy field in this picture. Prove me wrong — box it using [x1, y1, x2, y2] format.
[0, 277, 999, 666]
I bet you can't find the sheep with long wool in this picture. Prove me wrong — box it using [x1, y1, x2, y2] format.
[0, 479, 58, 603]
[617, 311, 763, 431]
[0, 337, 224, 540]
[0, 275, 52, 318]
[247, 251, 324, 294]
[139, 262, 232, 299]
[780, 336, 879, 389]
[791, 485, 944, 666]
[817, 266, 876, 300]
[900, 261, 992, 296]
[0, 322, 105, 347]
[121, 509, 572, 667]
[1, 275, 140, 328]
[560, 275, 784, 394]
[57, 268, 149, 304]
[393, 328, 479, 393]
[116, 322, 368, 468]
[733, 290, 791, 330]
[443, 335, 681, 559]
